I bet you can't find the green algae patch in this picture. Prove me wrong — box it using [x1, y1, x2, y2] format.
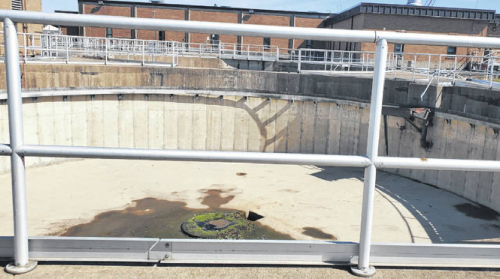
[181, 212, 254, 239]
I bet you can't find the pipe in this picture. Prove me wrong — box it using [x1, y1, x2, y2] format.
[4, 18, 31, 269]
[17, 145, 372, 168]
[0, 10, 500, 48]
[0, 144, 12, 155]
[375, 157, 500, 172]
[352, 39, 389, 277]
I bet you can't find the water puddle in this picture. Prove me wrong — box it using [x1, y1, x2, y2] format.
[302, 227, 337, 240]
[454, 203, 499, 221]
[60, 196, 292, 240]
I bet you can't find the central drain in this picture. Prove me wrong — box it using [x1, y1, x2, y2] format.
[181, 212, 254, 239]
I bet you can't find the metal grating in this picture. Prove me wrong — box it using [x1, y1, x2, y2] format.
[11, 0, 23, 11]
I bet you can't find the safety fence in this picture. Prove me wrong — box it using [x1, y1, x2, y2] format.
[0, 10, 500, 277]
[0, 31, 498, 87]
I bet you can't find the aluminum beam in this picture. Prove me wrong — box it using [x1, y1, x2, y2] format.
[2, 237, 500, 268]
[17, 145, 372, 168]
[375, 157, 500, 172]
[0, 144, 12, 156]
[0, 10, 499, 48]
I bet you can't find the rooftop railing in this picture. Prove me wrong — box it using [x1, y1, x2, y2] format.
[1, 31, 498, 88]
[0, 10, 500, 277]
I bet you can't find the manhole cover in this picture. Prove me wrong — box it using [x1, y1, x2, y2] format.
[181, 212, 254, 239]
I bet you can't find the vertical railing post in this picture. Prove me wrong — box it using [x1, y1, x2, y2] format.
[490, 58, 496, 89]
[22, 33, 27, 63]
[412, 54, 417, 82]
[3, 18, 37, 275]
[142, 41, 145, 66]
[104, 37, 108, 65]
[437, 54, 442, 85]
[452, 56, 457, 85]
[66, 36, 70, 64]
[298, 49, 302, 73]
[351, 39, 388, 278]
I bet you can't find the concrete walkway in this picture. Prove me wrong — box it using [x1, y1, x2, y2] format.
[2, 262, 500, 279]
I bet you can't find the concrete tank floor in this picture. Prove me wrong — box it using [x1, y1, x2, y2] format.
[0, 159, 499, 243]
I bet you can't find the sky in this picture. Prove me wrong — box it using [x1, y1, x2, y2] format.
[42, 0, 500, 14]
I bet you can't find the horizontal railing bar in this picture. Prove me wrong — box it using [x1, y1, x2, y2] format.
[1, 10, 500, 48]
[17, 145, 372, 167]
[0, 144, 12, 156]
[375, 157, 500, 172]
[3, 237, 500, 267]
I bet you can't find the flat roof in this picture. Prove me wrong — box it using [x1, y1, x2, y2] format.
[324, 2, 496, 26]
[78, 0, 332, 19]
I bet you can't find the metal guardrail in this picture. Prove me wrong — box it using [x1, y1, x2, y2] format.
[1, 9, 500, 277]
[0, 31, 498, 87]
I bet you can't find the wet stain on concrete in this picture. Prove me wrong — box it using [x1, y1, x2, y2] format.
[454, 203, 499, 221]
[302, 227, 337, 240]
[60, 197, 292, 240]
[200, 189, 235, 209]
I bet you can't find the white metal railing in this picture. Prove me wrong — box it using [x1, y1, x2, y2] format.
[1, 9, 500, 277]
[1, 31, 498, 87]
[297, 48, 500, 88]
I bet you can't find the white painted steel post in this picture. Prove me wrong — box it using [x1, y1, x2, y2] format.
[22, 33, 27, 63]
[452, 56, 457, 85]
[66, 36, 69, 64]
[142, 41, 145, 66]
[490, 58, 496, 89]
[437, 54, 442, 85]
[104, 37, 108, 65]
[412, 54, 417, 82]
[3, 18, 37, 275]
[351, 39, 388, 278]
[298, 49, 301, 72]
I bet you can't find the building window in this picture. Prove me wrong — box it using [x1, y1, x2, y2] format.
[11, 0, 23, 10]
[447, 46, 457, 56]
[210, 34, 219, 45]
[394, 44, 405, 53]
[306, 40, 312, 49]
[263, 37, 271, 50]
[159, 31, 166, 41]
[106, 27, 113, 38]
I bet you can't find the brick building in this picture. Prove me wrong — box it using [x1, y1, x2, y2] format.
[1, 0, 42, 34]
[77, 0, 330, 50]
[319, 3, 498, 61]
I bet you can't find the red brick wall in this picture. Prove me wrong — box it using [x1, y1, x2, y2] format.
[83, 5, 131, 38]
[136, 8, 185, 42]
[243, 14, 290, 49]
[190, 10, 238, 44]
[294, 17, 323, 48]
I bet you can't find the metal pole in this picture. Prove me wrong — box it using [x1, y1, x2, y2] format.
[22, 33, 27, 63]
[490, 58, 495, 89]
[452, 56, 457, 85]
[298, 49, 301, 72]
[351, 39, 388, 277]
[3, 18, 37, 275]
[437, 54, 442, 85]
[66, 36, 69, 64]
[412, 54, 417, 82]
[142, 41, 145, 66]
[104, 37, 108, 65]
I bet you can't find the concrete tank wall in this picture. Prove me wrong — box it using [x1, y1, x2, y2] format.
[1, 64, 500, 212]
[1, 91, 500, 213]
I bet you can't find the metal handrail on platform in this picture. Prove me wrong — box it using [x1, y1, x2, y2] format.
[1, 9, 500, 277]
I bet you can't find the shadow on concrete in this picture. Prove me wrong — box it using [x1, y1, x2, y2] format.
[310, 167, 364, 182]
[310, 167, 500, 244]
